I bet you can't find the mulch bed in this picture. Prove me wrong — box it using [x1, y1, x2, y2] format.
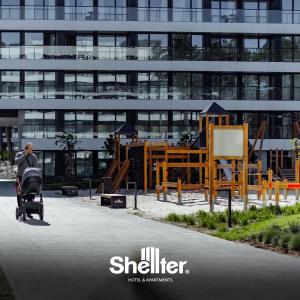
[242, 240, 300, 257]
[0, 266, 14, 300]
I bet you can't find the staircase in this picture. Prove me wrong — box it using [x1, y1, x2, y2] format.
[281, 169, 296, 181]
[112, 160, 130, 192]
[105, 159, 117, 177]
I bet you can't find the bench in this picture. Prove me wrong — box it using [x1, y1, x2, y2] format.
[61, 186, 78, 196]
[100, 194, 127, 209]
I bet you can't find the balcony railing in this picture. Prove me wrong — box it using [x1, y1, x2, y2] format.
[1, 46, 300, 62]
[0, 84, 293, 101]
[22, 124, 295, 140]
[0, 6, 300, 24]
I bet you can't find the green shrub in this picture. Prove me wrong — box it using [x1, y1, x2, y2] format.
[279, 233, 292, 249]
[181, 214, 195, 225]
[288, 221, 300, 234]
[256, 231, 265, 243]
[165, 213, 181, 222]
[217, 223, 228, 233]
[288, 234, 300, 251]
[207, 219, 217, 229]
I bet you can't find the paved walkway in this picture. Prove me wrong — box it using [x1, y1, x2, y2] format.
[0, 182, 299, 300]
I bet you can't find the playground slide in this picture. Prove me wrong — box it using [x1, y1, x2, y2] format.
[219, 159, 232, 180]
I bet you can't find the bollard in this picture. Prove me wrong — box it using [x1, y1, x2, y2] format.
[177, 178, 182, 205]
[127, 182, 138, 210]
[275, 180, 280, 205]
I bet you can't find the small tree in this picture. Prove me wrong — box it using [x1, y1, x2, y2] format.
[56, 133, 80, 177]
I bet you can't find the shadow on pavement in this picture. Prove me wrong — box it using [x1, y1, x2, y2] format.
[23, 219, 50, 226]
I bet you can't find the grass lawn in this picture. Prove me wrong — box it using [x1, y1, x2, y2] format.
[214, 213, 300, 240]
[164, 203, 300, 255]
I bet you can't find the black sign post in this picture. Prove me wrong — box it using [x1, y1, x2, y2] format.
[216, 188, 232, 228]
[127, 182, 138, 210]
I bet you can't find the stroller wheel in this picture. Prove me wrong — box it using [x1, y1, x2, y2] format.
[22, 210, 26, 221]
[15, 208, 19, 220]
[39, 205, 44, 221]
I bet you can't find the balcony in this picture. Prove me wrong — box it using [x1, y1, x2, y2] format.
[0, 6, 300, 24]
[1, 46, 300, 62]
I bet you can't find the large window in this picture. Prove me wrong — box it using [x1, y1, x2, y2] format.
[1, 0, 20, 20]
[64, 73, 94, 99]
[97, 73, 127, 99]
[24, 71, 55, 99]
[243, 0, 268, 23]
[212, 0, 237, 23]
[98, 0, 126, 21]
[138, 72, 168, 100]
[25, 32, 44, 59]
[243, 74, 273, 100]
[138, 0, 168, 21]
[243, 37, 269, 61]
[76, 35, 93, 60]
[212, 73, 237, 100]
[137, 34, 168, 60]
[77, 151, 93, 177]
[64, 111, 93, 138]
[0, 71, 20, 98]
[172, 111, 199, 139]
[173, 34, 203, 60]
[65, 0, 94, 21]
[1, 32, 20, 59]
[98, 35, 127, 60]
[25, 0, 55, 20]
[173, 0, 202, 22]
[23, 110, 56, 139]
[136, 111, 168, 139]
[97, 111, 126, 138]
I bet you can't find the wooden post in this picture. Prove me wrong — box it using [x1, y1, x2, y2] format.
[144, 142, 148, 193]
[283, 179, 288, 199]
[267, 168, 273, 200]
[275, 180, 280, 205]
[231, 160, 236, 202]
[177, 178, 182, 205]
[296, 159, 300, 201]
[156, 161, 160, 200]
[162, 161, 167, 202]
[275, 149, 279, 177]
[117, 133, 121, 172]
[209, 123, 214, 212]
[243, 122, 249, 210]
[262, 180, 267, 207]
[257, 159, 262, 200]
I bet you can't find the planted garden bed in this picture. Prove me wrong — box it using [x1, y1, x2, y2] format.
[164, 203, 300, 255]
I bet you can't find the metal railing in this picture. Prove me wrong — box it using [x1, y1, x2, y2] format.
[0, 84, 295, 100]
[0, 6, 300, 24]
[22, 124, 296, 140]
[1, 46, 300, 62]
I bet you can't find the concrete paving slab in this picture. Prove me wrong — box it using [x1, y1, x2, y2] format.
[0, 181, 299, 300]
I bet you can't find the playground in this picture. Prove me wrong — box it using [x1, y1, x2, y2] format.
[97, 102, 300, 212]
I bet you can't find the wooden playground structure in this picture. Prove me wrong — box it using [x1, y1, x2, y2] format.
[98, 103, 300, 210]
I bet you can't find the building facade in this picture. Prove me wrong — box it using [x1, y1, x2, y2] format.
[0, 0, 299, 178]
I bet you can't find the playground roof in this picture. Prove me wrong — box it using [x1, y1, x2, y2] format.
[115, 123, 138, 135]
[201, 102, 227, 115]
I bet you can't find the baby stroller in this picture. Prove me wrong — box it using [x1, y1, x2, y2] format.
[16, 168, 44, 221]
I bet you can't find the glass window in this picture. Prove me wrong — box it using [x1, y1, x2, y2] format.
[44, 152, 55, 177]
[76, 152, 93, 177]
[97, 73, 127, 99]
[173, 72, 191, 100]
[294, 74, 300, 100]
[25, 32, 43, 59]
[1, 32, 20, 59]
[1, 71, 20, 98]
[282, 74, 293, 100]
[243, 74, 258, 100]
[24, 71, 43, 98]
